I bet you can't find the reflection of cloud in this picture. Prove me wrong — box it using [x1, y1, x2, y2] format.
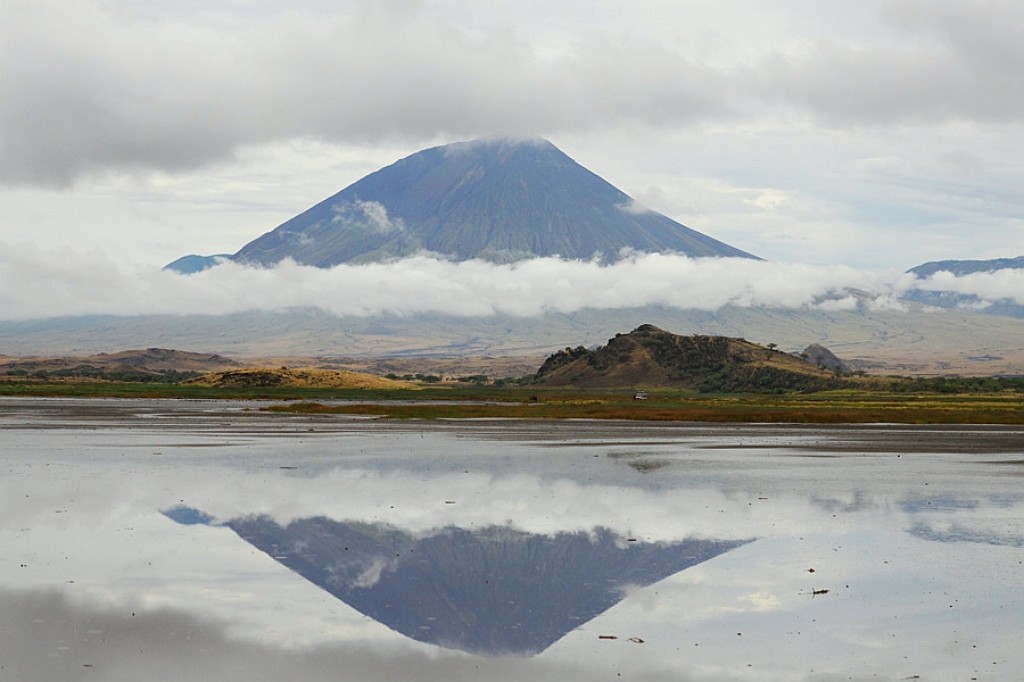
[0, 589, 694, 682]
[902, 493, 1024, 548]
[0, 244, 901, 321]
[908, 523, 1024, 547]
[352, 556, 392, 588]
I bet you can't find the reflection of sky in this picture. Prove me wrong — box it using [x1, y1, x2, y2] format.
[1, 399, 1023, 680]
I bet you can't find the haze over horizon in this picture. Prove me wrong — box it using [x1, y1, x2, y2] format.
[2, 0, 1022, 323]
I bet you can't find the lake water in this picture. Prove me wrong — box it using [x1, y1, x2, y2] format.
[2, 398, 1022, 681]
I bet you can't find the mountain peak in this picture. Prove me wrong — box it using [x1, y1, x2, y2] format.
[214, 138, 756, 268]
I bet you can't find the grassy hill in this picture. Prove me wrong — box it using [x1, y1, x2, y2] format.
[533, 324, 848, 392]
[187, 366, 417, 390]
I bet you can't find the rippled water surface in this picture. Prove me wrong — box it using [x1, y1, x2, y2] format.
[2, 398, 1023, 681]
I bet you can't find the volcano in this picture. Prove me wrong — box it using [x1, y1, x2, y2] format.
[169, 138, 756, 271]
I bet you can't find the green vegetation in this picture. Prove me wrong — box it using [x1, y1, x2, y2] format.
[2, 376, 1022, 424]
[265, 387, 1024, 424]
[0, 377, 424, 401]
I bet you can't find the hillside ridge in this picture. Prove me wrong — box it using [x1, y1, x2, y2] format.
[533, 324, 846, 392]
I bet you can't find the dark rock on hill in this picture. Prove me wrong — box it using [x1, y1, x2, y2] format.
[801, 343, 848, 373]
[225, 138, 757, 267]
[533, 324, 842, 392]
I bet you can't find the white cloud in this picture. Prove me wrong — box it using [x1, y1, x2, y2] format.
[912, 269, 1024, 305]
[0, 1, 729, 187]
[4, 0, 1022, 188]
[616, 199, 652, 215]
[332, 200, 405, 235]
[0, 245, 903, 321]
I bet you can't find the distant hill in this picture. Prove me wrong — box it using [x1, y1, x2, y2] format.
[90, 348, 238, 371]
[907, 256, 1024, 278]
[0, 347, 237, 381]
[532, 324, 845, 392]
[187, 367, 416, 390]
[168, 137, 756, 271]
[904, 256, 1024, 319]
[163, 254, 231, 274]
[5, 304, 1024, 377]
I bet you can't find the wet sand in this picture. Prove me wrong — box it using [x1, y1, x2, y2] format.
[3, 396, 1022, 454]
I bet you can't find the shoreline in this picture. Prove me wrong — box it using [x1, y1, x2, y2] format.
[2, 396, 1023, 454]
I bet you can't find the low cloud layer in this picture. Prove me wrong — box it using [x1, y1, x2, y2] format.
[0, 246, 915, 321]
[0, 590, 698, 682]
[913, 269, 1024, 306]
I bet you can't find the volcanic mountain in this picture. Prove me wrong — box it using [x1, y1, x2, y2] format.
[169, 138, 756, 271]
[533, 324, 845, 392]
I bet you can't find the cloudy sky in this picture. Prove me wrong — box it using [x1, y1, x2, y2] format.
[2, 0, 1022, 320]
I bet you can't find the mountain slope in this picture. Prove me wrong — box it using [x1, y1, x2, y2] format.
[533, 324, 844, 391]
[229, 138, 757, 267]
[907, 256, 1024, 278]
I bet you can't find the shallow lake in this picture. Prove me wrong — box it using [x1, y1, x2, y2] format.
[2, 398, 1022, 681]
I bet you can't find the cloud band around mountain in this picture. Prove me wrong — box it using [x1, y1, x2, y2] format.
[0, 246, 923, 321]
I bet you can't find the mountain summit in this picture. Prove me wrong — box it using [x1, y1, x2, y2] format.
[207, 138, 755, 269]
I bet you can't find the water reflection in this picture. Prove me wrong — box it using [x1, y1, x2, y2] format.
[3, 400, 1024, 681]
[166, 507, 750, 655]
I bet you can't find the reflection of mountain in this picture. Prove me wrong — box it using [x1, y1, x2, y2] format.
[164, 508, 750, 655]
[909, 523, 1024, 548]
